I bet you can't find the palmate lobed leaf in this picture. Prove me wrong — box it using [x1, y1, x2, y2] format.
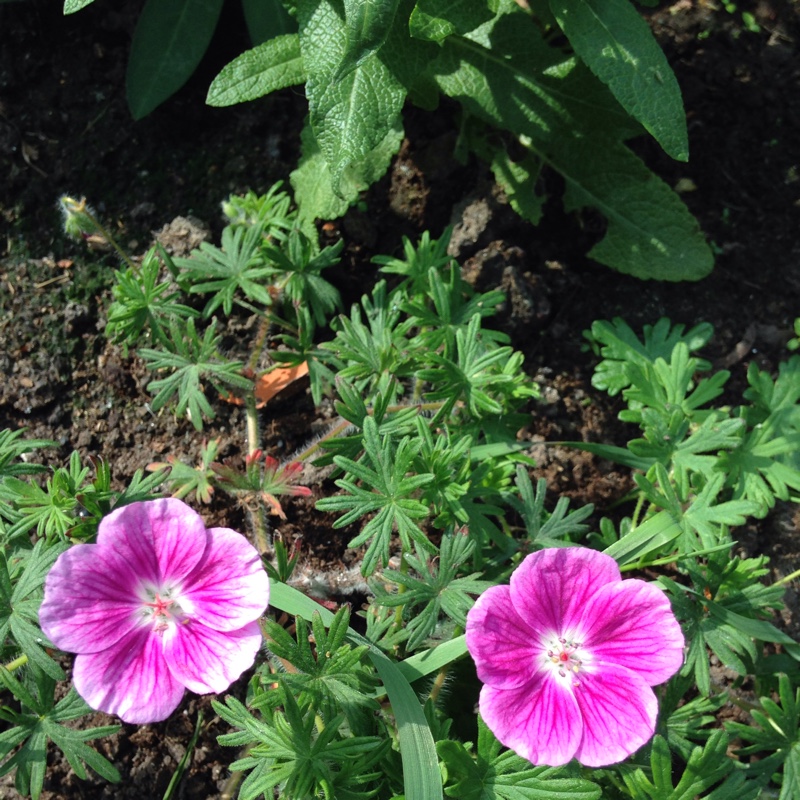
[439, 717, 600, 800]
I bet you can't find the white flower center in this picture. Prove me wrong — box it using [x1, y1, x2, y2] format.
[543, 634, 586, 688]
[138, 584, 185, 634]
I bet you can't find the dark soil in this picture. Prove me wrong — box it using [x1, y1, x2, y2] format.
[2, 0, 800, 797]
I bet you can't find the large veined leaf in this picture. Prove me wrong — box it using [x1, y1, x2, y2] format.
[336, 0, 403, 80]
[291, 116, 404, 223]
[549, 0, 688, 161]
[297, 0, 406, 196]
[409, 0, 497, 43]
[126, 0, 225, 119]
[207, 35, 305, 107]
[432, 10, 712, 280]
[63, 0, 95, 13]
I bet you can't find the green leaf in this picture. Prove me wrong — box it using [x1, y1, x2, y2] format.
[63, 0, 95, 13]
[298, 0, 407, 195]
[126, 0, 225, 119]
[317, 416, 435, 574]
[291, 116, 404, 223]
[269, 580, 444, 800]
[336, 0, 402, 80]
[439, 717, 601, 800]
[409, 0, 497, 43]
[432, 11, 712, 280]
[140, 319, 252, 431]
[176, 223, 277, 316]
[206, 35, 305, 106]
[557, 135, 712, 280]
[603, 509, 682, 566]
[548, 0, 688, 160]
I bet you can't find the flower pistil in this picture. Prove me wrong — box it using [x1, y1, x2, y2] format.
[545, 635, 584, 685]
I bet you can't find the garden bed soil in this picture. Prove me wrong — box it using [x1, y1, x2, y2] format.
[2, 0, 800, 797]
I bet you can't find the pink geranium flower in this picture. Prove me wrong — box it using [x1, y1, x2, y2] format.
[39, 499, 270, 724]
[466, 547, 684, 767]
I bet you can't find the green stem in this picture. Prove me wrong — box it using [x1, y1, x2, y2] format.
[245, 391, 260, 459]
[244, 391, 270, 554]
[247, 317, 272, 373]
[3, 654, 28, 672]
[289, 401, 445, 466]
[81, 207, 138, 271]
[428, 626, 463, 704]
[630, 491, 646, 530]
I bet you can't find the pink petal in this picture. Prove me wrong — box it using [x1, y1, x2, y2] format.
[466, 585, 539, 690]
[98, 499, 208, 587]
[577, 579, 685, 686]
[39, 544, 141, 654]
[72, 627, 185, 724]
[479, 674, 582, 767]
[162, 619, 263, 694]
[178, 527, 269, 631]
[510, 548, 621, 635]
[573, 662, 658, 766]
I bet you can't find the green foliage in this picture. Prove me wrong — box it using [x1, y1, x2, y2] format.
[581, 317, 800, 556]
[620, 731, 765, 799]
[510, 466, 594, 547]
[0, 671, 120, 800]
[260, 608, 380, 728]
[438, 717, 601, 800]
[262, 229, 343, 325]
[139, 318, 253, 431]
[317, 415, 436, 575]
[372, 532, 491, 650]
[661, 553, 791, 696]
[726, 674, 800, 799]
[149, 438, 220, 504]
[175, 223, 279, 316]
[215, 690, 387, 800]
[207, 35, 305, 106]
[0, 539, 67, 680]
[197, 0, 711, 278]
[105, 245, 199, 350]
[126, 0, 225, 119]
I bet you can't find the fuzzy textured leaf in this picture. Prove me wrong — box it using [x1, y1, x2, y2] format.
[549, 0, 688, 160]
[207, 35, 305, 106]
[297, 0, 406, 195]
[432, 10, 712, 280]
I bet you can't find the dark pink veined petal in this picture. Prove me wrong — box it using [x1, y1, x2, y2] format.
[466, 585, 540, 690]
[162, 619, 263, 694]
[573, 662, 658, 767]
[178, 527, 269, 632]
[510, 548, 621, 636]
[479, 674, 582, 767]
[97, 499, 208, 587]
[576, 579, 685, 686]
[39, 544, 142, 654]
[72, 627, 185, 724]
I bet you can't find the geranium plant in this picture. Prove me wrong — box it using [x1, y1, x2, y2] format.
[1, 191, 799, 799]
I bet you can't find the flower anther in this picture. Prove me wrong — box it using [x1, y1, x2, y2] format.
[466, 547, 684, 767]
[39, 498, 270, 724]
